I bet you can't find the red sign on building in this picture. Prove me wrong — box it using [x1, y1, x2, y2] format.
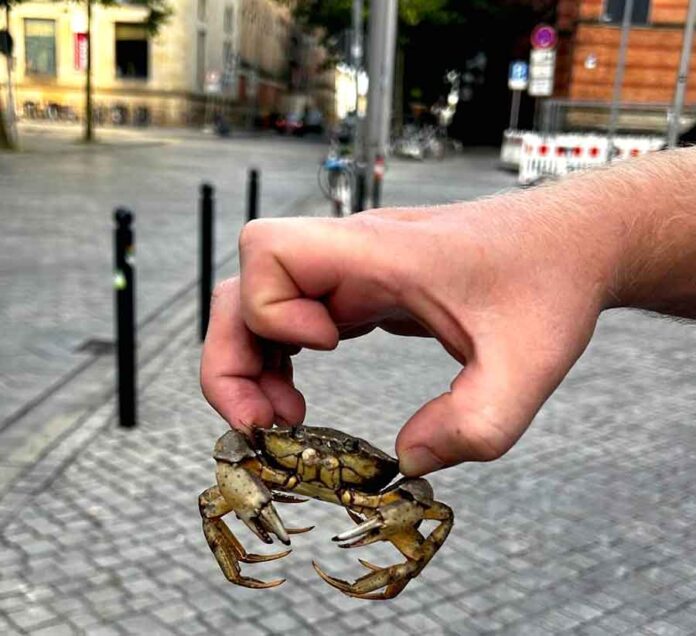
[74, 33, 88, 71]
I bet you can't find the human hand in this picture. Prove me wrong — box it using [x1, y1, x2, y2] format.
[201, 197, 616, 476]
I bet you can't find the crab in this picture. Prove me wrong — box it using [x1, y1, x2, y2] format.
[198, 425, 454, 600]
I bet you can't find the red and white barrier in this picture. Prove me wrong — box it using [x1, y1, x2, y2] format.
[518, 132, 665, 184]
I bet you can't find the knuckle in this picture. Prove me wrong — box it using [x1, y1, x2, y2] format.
[238, 218, 274, 253]
[211, 277, 237, 302]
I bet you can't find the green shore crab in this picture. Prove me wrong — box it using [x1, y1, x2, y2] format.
[199, 425, 453, 600]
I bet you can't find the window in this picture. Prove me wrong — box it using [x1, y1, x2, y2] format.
[224, 6, 234, 35]
[25, 19, 56, 76]
[198, 0, 207, 22]
[115, 23, 149, 79]
[603, 0, 650, 24]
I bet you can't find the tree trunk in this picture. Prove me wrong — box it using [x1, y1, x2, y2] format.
[84, 0, 93, 142]
[0, 103, 12, 149]
[1, 5, 17, 150]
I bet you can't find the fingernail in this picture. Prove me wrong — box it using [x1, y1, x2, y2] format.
[399, 446, 445, 476]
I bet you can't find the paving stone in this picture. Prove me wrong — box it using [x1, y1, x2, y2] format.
[643, 620, 689, 636]
[83, 626, 124, 636]
[29, 621, 75, 636]
[258, 610, 302, 633]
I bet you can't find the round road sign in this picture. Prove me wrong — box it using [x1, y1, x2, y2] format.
[531, 24, 557, 50]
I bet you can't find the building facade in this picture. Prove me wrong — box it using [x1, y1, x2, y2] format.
[0, 0, 331, 127]
[554, 0, 696, 130]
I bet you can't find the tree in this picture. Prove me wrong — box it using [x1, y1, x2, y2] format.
[287, 0, 555, 142]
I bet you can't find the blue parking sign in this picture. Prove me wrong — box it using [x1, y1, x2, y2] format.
[508, 61, 529, 90]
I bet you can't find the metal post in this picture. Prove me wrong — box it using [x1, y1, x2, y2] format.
[352, 0, 366, 213]
[364, 0, 398, 203]
[607, 0, 635, 160]
[247, 168, 259, 222]
[353, 170, 366, 213]
[352, 0, 363, 119]
[199, 183, 214, 341]
[668, 0, 696, 147]
[114, 208, 136, 428]
[509, 90, 522, 130]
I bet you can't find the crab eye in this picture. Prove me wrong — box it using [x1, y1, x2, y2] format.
[292, 427, 305, 440]
[344, 439, 359, 452]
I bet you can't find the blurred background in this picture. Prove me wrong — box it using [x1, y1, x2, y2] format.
[3, 0, 696, 635]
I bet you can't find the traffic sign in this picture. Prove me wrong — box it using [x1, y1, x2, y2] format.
[529, 49, 556, 96]
[508, 61, 529, 90]
[531, 24, 557, 50]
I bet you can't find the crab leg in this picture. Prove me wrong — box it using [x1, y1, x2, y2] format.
[199, 487, 290, 589]
[314, 478, 454, 599]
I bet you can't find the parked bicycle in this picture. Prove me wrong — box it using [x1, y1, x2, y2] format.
[318, 140, 355, 217]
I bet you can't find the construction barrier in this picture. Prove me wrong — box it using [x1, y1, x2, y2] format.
[499, 129, 525, 171]
[518, 132, 666, 184]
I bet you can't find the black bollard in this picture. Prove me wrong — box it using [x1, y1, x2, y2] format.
[199, 183, 214, 342]
[353, 164, 367, 213]
[247, 168, 259, 222]
[114, 208, 137, 428]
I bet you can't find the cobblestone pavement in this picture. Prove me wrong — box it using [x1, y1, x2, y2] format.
[2, 261, 696, 634]
[0, 126, 325, 425]
[7, 135, 696, 634]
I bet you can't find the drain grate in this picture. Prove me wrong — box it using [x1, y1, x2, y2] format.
[74, 338, 115, 356]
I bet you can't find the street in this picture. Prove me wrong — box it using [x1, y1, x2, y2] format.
[3, 127, 696, 635]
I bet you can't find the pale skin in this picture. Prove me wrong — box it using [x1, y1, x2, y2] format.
[200, 148, 696, 477]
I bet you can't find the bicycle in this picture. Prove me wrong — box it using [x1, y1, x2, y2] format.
[318, 146, 355, 217]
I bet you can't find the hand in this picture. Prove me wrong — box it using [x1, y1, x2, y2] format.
[200, 199, 616, 476]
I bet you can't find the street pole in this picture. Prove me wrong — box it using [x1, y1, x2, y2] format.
[364, 0, 398, 207]
[606, 0, 634, 161]
[352, 0, 366, 212]
[352, 0, 363, 119]
[667, 0, 696, 147]
[509, 90, 522, 130]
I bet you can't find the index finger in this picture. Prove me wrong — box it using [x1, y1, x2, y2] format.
[200, 277, 305, 433]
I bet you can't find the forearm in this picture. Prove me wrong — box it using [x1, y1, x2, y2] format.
[476, 147, 696, 319]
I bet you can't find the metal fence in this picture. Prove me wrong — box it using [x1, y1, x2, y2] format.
[538, 99, 696, 136]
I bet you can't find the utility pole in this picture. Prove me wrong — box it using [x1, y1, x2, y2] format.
[352, 0, 363, 119]
[606, 0, 634, 161]
[364, 0, 398, 207]
[667, 0, 696, 147]
[352, 0, 366, 212]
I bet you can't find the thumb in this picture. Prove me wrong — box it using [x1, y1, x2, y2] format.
[395, 348, 554, 476]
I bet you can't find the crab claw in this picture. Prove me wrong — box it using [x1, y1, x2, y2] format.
[287, 525, 315, 535]
[217, 462, 290, 544]
[272, 492, 309, 504]
[333, 516, 382, 542]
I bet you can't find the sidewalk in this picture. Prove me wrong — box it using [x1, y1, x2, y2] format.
[3, 277, 696, 635]
[4, 146, 696, 634]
